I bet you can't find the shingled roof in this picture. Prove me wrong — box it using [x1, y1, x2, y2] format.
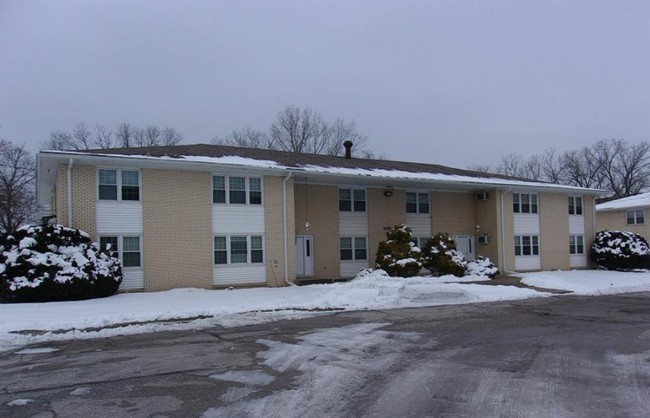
[80, 143, 531, 183]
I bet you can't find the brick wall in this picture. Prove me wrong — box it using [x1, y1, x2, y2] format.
[141, 169, 213, 291]
[431, 191, 475, 235]
[475, 192, 501, 265]
[294, 183, 339, 280]
[540, 193, 570, 270]
[368, 188, 406, 267]
[265, 176, 297, 285]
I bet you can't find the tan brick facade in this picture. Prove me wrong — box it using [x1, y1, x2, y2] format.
[596, 206, 650, 240]
[431, 191, 475, 235]
[475, 191, 501, 265]
[265, 176, 297, 285]
[368, 188, 407, 267]
[294, 184, 339, 280]
[501, 191, 516, 272]
[539, 193, 570, 270]
[141, 169, 213, 291]
[55, 164, 97, 239]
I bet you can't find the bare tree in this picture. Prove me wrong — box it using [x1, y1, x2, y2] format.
[42, 130, 74, 150]
[495, 154, 525, 177]
[268, 106, 370, 156]
[540, 148, 565, 184]
[93, 124, 114, 149]
[560, 147, 604, 189]
[115, 122, 135, 148]
[0, 140, 36, 233]
[466, 164, 492, 173]
[161, 126, 184, 146]
[133, 127, 147, 147]
[144, 125, 161, 147]
[212, 126, 270, 148]
[72, 122, 93, 150]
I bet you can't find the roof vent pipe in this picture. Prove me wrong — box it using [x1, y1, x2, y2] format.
[343, 140, 353, 159]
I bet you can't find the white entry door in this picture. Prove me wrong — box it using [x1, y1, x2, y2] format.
[452, 235, 475, 261]
[296, 235, 314, 276]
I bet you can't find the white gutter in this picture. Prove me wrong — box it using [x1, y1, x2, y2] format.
[282, 172, 295, 286]
[66, 158, 74, 226]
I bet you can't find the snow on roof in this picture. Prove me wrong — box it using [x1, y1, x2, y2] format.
[596, 192, 650, 211]
[40, 146, 603, 193]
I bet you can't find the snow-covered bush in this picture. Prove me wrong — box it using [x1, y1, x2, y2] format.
[421, 233, 467, 277]
[465, 256, 499, 278]
[590, 230, 650, 271]
[0, 224, 122, 303]
[375, 224, 422, 277]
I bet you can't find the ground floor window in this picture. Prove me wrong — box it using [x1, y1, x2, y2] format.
[340, 237, 367, 261]
[569, 235, 584, 255]
[99, 235, 142, 267]
[514, 235, 539, 256]
[214, 235, 264, 265]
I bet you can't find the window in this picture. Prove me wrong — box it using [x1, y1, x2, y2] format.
[212, 176, 262, 205]
[98, 169, 140, 201]
[339, 188, 366, 212]
[410, 237, 429, 249]
[570, 235, 584, 255]
[569, 196, 583, 215]
[626, 209, 645, 225]
[99, 235, 141, 268]
[406, 192, 429, 214]
[214, 236, 227, 264]
[213, 235, 264, 265]
[514, 235, 539, 256]
[513, 193, 538, 214]
[340, 237, 367, 261]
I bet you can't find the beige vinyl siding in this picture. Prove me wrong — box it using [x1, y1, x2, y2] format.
[142, 169, 213, 291]
[294, 184, 339, 280]
[368, 188, 407, 268]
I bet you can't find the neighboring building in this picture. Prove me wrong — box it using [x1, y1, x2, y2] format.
[596, 193, 650, 239]
[36, 144, 602, 291]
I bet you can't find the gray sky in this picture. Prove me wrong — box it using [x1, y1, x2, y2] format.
[1, 0, 648, 168]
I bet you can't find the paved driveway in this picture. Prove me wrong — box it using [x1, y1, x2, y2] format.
[1, 293, 650, 417]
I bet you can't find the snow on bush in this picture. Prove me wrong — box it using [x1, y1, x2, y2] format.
[465, 257, 499, 278]
[421, 233, 467, 277]
[590, 230, 650, 271]
[0, 224, 122, 302]
[375, 224, 422, 277]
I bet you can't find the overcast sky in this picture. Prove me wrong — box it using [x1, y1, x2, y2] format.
[1, 0, 648, 168]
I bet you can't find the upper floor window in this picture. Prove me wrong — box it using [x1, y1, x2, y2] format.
[514, 235, 539, 256]
[99, 169, 140, 201]
[406, 192, 429, 214]
[569, 196, 583, 215]
[212, 175, 262, 205]
[99, 235, 142, 267]
[569, 235, 584, 255]
[339, 188, 366, 212]
[513, 193, 538, 214]
[626, 209, 644, 225]
[214, 235, 264, 265]
[340, 237, 367, 261]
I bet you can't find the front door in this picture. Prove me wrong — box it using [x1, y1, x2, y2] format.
[452, 235, 475, 261]
[296, 235, 314, 276]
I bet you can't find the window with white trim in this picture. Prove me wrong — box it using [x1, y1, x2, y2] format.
[99, 235, 142, 267]
[98, 169, 140, 201]
[514, 235, 539, 256]
[569, 196, 583, 215]
[339, 188, 366, 212]
[340, 237, 367, 261]
[212, 175, 262, 205]
[569, 235, 584, 255]
[411, 237, 429, 249]
[406, 192, 430, 214]
[626, 209, 645, 225]
[213, 235, 264, 265]
[513, 193, 538, 214]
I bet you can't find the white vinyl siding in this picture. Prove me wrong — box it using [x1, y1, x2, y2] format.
[513, 214, 540, 234]
[514, 234, 541, 271]
[406, 213, 432, 237]
[212, 206, 264, 234]
[99, 235, 143, 290]
[213, 266, 266, 286]
[97, 201, 143, 235]
[568, 202, 587, 268]
[340, 236, 368, 278]
[339, 212, 368, 236]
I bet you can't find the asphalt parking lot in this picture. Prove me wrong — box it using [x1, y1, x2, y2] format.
[1, 292, 650, 417]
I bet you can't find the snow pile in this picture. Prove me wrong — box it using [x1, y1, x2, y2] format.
[518, 270, 650, 295]
[0, 269, 543, 351]
[0, 224, 122, 302]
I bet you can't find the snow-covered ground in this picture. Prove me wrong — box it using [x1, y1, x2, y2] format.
[2, 268, 650, 352]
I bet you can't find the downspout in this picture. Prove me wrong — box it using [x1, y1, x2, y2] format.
[282, 172, 295, 286]
[66, 158, 74, 227]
